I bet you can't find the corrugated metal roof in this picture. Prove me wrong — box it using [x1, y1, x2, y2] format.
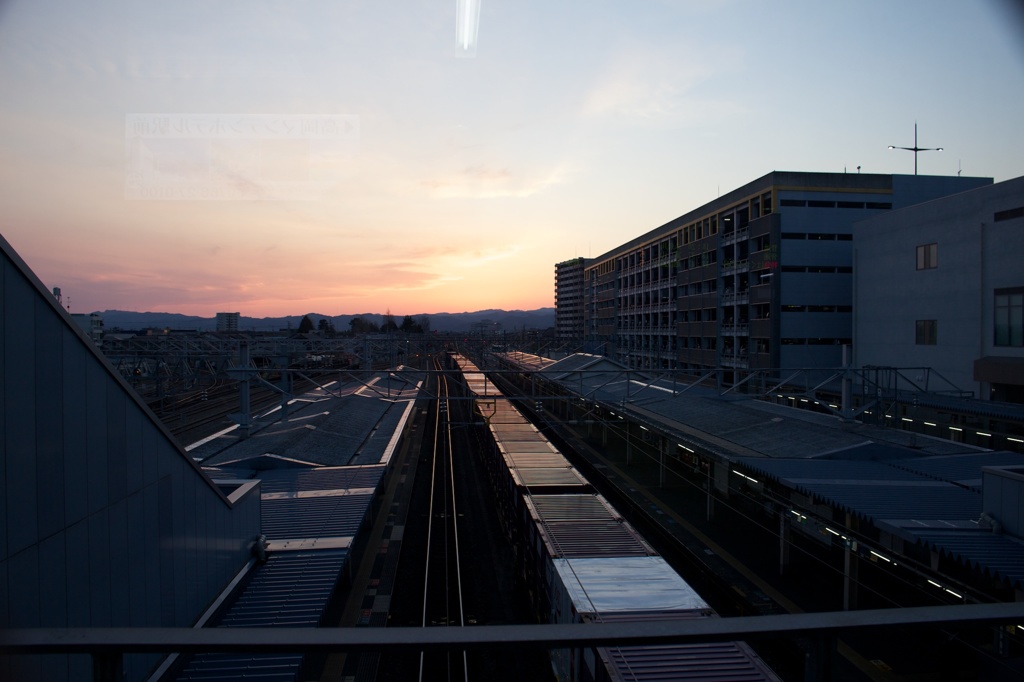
[528, 494, 624, 522]
[496, 439, 560, 454]
[257, 465, 385, 494]
[582, 612, 781, 682]
[907, 529, 1024, 589]
[176, 550, 347, 681]
[488, 422, 541, 437]
[887, 452, 1024, 492]
[735, 457, 983, 522]
[539, 521, 656, 558]
[527, 493, 654, 557]
[261, 492, 374, 541]
[510, 467, 589, 490]
[490, 426, 550, 443]
[554, 557, 709, 614]
[479, 399, 530, 424]
[194, 378, 418, 467]
[602, 642, 780, 682]
[503, 452, 573, 468]
[735, 455, 1024, 589]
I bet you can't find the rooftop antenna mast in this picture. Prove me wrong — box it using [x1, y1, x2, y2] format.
[888, 122, 943, 175]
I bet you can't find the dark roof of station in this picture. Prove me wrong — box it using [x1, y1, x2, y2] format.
[502, 352, 1024, 591]
[733, 452, 1024, 590]
[527, 353, 980, 460]
[193, 369, 422, 468]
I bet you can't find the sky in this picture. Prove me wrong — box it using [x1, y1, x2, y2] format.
[1, 0, 1023, 318]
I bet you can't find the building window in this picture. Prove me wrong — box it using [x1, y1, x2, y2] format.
[916, 243, 937, 270]
[994, 206, 1024, 222]
[995, 288, 1024, 347]
[916, 320, 937, 345]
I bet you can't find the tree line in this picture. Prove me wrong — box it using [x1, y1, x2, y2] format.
[296, 314, 430, 336]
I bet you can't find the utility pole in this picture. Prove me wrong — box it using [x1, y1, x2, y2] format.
[888, 123, 943, 175]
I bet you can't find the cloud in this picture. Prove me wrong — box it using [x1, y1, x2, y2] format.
[420, 163, 570, 198]
[580, 40, 744, 123]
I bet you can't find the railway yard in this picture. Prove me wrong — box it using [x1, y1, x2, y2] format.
[134, 347, 1024, 681]
[172, 353, 787, 681]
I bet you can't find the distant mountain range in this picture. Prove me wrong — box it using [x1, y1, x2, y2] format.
[96, 308, 555, 333]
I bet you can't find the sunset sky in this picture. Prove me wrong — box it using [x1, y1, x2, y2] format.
[2, 0, 1023, 318]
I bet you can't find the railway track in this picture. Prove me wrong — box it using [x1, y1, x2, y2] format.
[419, 359, 469, 681]
[373, 356, 554, 682]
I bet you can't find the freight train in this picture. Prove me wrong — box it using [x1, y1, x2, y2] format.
[450, 354, 780, 682]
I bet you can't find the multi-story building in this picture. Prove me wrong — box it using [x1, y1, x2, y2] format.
[579, 171, 991, 374]
[855, 175, 1024, 401]
[71, 312, 103, 343]
[216, 311, 240, 332]
[554, 257, 587, 344]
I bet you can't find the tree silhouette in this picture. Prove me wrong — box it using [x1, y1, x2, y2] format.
[349, 317, 379, 334]
[297, 315, 314, 333]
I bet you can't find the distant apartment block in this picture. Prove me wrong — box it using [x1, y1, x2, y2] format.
[569, 171, 991, 374]
[855, 175, 1024, 401]
[71, 312, 103, 343]
[555, 257, 588, 343]
[216, 311, 240, 332]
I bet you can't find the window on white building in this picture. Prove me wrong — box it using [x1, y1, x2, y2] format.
[915, 320, 937, 345]
[916, 243, 937, 270]
[995, 288, 1024, 347]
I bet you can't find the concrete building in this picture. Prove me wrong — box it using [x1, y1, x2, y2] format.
[578, 171, 991, 374]
[554, 257, 587, 344]
[71, 312, 103, 344]
[215, 311, 240, 332]
[855, 175, 1024, 402]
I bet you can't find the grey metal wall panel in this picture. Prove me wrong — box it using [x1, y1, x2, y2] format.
[35, 310, 64, 541]
[157, 475, 175, 626]
[779, 345, 843, 369]
[86, 360, 109, 515]
[142, 481, 162, 626]
[0, 557, 7, 627]
[63, 519, 90, 626]
[106, 383, 128, 503]
[141, 424, 159, 488]
[126, 491, 147, 626]
[779, 272, 851, 307]
[5, 271, 36, 556]
[197, 491, 212, 611]
[8, 543, 39, 627]
[779, 311, 851, 337]
[87, 509, 112, 625]
[170, 465, 188, 626]
[2, 238, 263, 681]
[62, 341, 88, 528]
[108, 498, 130, 627]
[38, 533, 67, 627]
[0, 258, 5, 565]
[125, 410, 142, 498]
[183, 468, 198, 615]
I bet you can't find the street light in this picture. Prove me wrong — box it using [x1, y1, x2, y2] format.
[888, 123, 942, 175]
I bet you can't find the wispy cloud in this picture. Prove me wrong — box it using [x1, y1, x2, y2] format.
[580, 40, 744, 122]
[420, 163, 570, 198]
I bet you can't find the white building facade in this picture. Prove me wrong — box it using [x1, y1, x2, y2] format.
[854, 175, 1024, 401]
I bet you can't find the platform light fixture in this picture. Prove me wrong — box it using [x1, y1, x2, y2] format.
[733, 470, 758, 484]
